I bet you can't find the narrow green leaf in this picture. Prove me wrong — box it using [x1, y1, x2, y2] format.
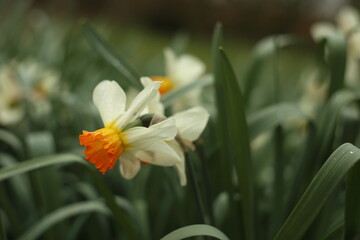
[344, 160, 360, 239]
[274, 143, 360, 240]
[160, 224, 229, 240]
[211, 23, 233, 195]
[162, 75, 213, 107]
[26, 132, 55, 157]
[0, 153, 33, 212]
[248, 103, 309, 140]
[0, 129, 23, 158]
[0, 210, 7, 240]
[326, 32, 347, 97]
[82, 22, 142, 89]
[88, 171, 142, 240]
[212, 22, 223, 69]
[216, 48, 255, 240]
[0, 153, 85, 182]
[66, 214, 90, 240]
[18, 201, 110, 240]
[314, 90, 359, 169]
[242, 35, 298, 104]
[323, 224, 344, 240]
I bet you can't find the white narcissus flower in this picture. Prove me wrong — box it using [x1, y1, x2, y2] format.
[151, 48, 206, 110]
[310, 22, 337, 41]
[170, 107, 210, 186]
[136, 78, 210, 186]
[336, 6, 360, 35]
[310, 6, 360, 88]
[299, 71, 328, 117]
[79, 78, 181, 178]
[16, 59, 60, 116]
[0, 65, 24, 125]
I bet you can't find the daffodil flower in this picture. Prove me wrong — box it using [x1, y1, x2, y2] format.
[0, 65, 24, 125]
[136, 78, 210, 185]
[310, 5, 360, 87]
[79, 78, 181, 178]
[151, 48, 205, 95]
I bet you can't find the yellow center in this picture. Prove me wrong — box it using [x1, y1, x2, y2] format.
[151, 76, 174, 95]
[79, 125, 125, 174]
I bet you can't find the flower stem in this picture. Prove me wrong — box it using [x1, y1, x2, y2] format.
[197, 144, 215, 225]
[185, 152, 209, 225]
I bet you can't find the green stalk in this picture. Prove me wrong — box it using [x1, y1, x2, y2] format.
[197, 144, 215, 225]
[185, 153, 209, 225]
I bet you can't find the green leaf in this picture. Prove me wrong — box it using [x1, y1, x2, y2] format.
[162, 75, 213, 107]
[18, 201, 110, 240]
[314, 90, 359, 169]
[88, 171, 142, 240]
[0, 153, 85, 182]
[242, 35, 299, 104]
[211, 22, 233, 194]
[215, 48, 255, 240]
[0, 129, 23, 158]
[326, 32, 347, 97]
[82, 22, 142, 89]
[274, 143, 360, 240]
[344, 160, 360, 239]
[160, 224, 229, 240]
[0, 153, 33, 211]
[0, 211, 6, 240]
[248, 103, 309, 140]
[26, 132, 55, 157]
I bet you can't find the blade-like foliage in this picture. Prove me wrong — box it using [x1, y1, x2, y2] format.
[18, 201, 110, 240]
[0, 154, 85, 182]
[214, 46, 255, 240]
[326, 32, 347, 97]
[82, 22, 142, 89]
[0, 129, 23, 158]
[162, 75, 213, 107]
[160, 224, 229, 240]
[248, 103, 309, 140]
[344, 161, 360, 239]
[274, 143, 360, 240]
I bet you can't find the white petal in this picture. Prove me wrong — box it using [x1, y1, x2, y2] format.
[135, 140, 181, 166]
[173, 107, 209, 142]
[140, 78, 164, 115]
[164, 48, 176, 79]
[119, 152, 141, 179]
[93, 80, 126, 125]
[168, 140, 187, 186]
[169, 53, 205, 86]
[116, 77, 161, 128]
[310, 22, 336, 41]
[336, 6, 360, 34]
[124, 118, 177, 149]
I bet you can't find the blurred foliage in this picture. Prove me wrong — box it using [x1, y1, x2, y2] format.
[1, 1, 360, 240]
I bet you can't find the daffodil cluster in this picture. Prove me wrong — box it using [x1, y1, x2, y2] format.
[79, 77, 209, 186]
[0, 60, 60, 125]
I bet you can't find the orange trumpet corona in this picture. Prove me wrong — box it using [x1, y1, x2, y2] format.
[79, 127, 124, 174]
[151, 77, 174, 95]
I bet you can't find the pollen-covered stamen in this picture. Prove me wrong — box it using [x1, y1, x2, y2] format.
[151, 76, 174, 95]
[79, 127, 124, 174]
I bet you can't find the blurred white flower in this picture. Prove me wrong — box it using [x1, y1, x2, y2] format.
[310, 22, 337, 41]
[16, 59, 60, 116]
[0, 65, 24, 125]
[151, 48, 206, 110]
[136, 78, 210, 186]
[299, 71, 328, 117]
[79, 78, 180, 178]
[311, 5, 360, 87]
[336, 6, 360, 35]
